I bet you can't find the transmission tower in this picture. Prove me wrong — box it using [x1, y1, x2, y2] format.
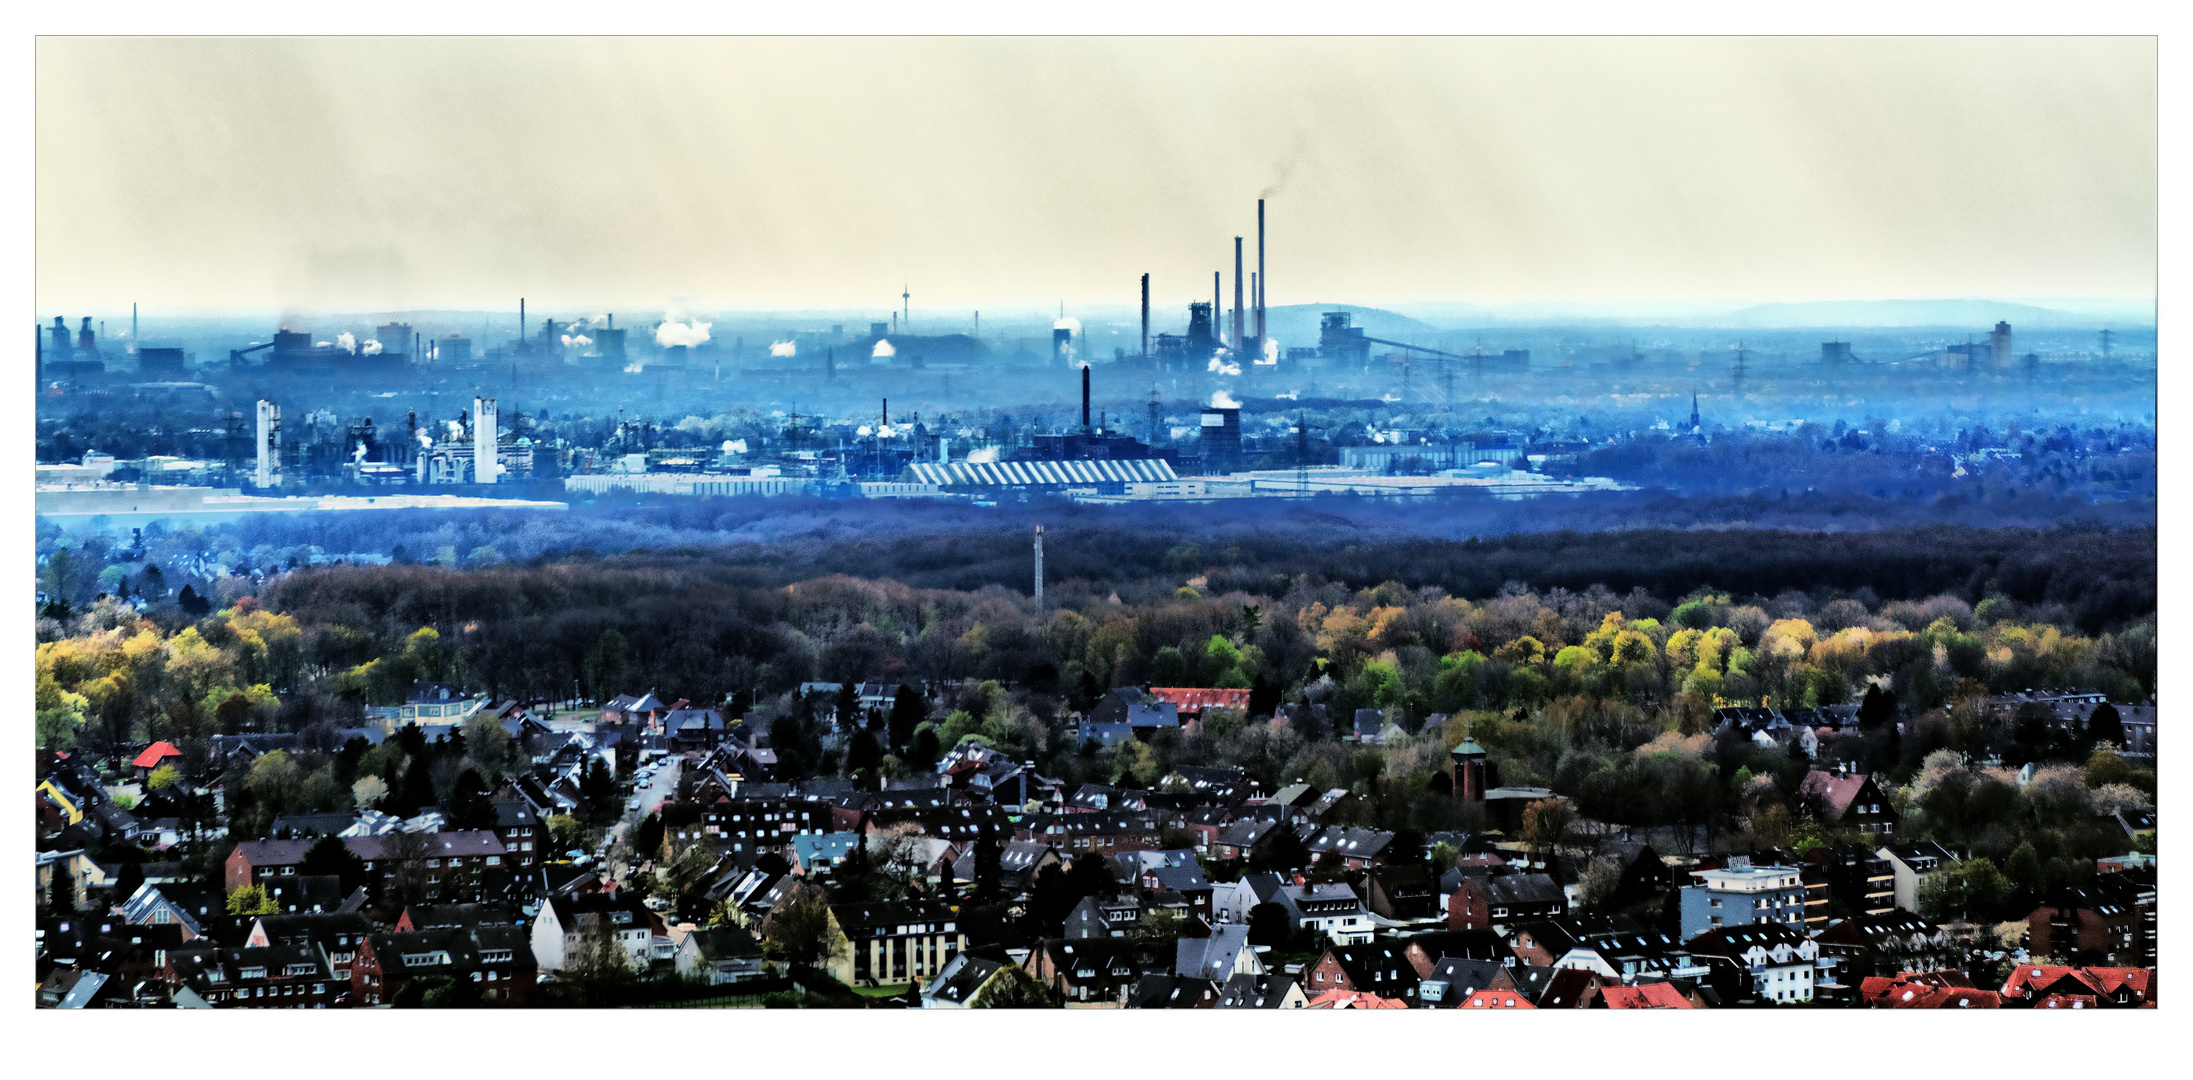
[1733, 341, 1749, 398]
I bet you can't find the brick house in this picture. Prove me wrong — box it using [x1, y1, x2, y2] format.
[1449, 871, 1567, 932]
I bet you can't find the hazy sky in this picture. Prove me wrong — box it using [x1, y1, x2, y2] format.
[36, 36, 2156, 317]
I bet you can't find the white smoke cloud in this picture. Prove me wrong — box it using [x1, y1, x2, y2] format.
[1276, 390, 1298, 400]
[1208, 353, 1242, 377]
[872, 339, 896, 358]
[589, 315, 609, 328]
[336, 332, 356, 353]
[856, 425, 874, 436]
[877, 424, 896, 438]
[770, 340, 797, 357]
[724, 439, 748, 455]
[654, 295, 711, 347]
[966, 446, 1000, 463]
[417, 429, 434, 449]
[1258, 337, 1281, 365]
[353, 441, 368, 462]
[1210, 390, 1241, 409]
[561, 333, 593, 347]
[447, 420, 465, 438]
[624, 362, 645, 374]
[361, 339, 384, 356]
[1054, 316, 1081, 333]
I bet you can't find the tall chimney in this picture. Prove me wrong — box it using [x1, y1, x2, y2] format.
[1257, 199, 1267, 346]
[1081, 365, 1091, 431]
[882, 398, 889, 427]
[1033, 525, 1044, 601]
[519, 298, 525, 347]
[1213, 273, 1222, 348]
[1233, 237, 1245, 353]
[1140, 273, 1150, 358]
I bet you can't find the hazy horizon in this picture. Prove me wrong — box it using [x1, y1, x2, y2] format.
[38, 37, 2156, 315]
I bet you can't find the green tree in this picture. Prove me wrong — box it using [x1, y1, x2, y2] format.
[583, 628, 628, 704]
[567, 914, 635, 1004]
[300, 834, 369, 894]
[225, 883, 279, 916]
[762, 886, 847, 972]
[446, 768, 496, 831]
[460, 713, 518, 780]
[968, 964, 1056, 1008]
[887, 684, 927, 751]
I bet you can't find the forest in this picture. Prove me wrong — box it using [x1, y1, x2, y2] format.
[35, 519, 2155, 927]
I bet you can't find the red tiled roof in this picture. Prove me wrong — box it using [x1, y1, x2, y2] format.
[1147, 688, 1252, 711]
[133, 741, 183, 769]
[2035, 994, 2100, 1010]
[1796, 770, 1866, 819]
[1459, 989, 1536, 1010]
[1599, 982, 1694, 1009]
[1304, 988, 1408, 1009]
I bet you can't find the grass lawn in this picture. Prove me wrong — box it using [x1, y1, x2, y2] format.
[853, 982, 915, 997]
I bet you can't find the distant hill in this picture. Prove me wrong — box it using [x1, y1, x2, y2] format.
[1720, 298, 2152, 330]
[1259, 304, 1440, 349]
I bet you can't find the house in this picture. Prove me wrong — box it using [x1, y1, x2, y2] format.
[600, 690, 671, 729]
[1213, 871, 1286, 926]
[1139, 862, 1215, 921]
[402, 682, 486, 724]
[1812, 843, 1896, 916]
[1877, 841, 1959, 913]
[1417, 957, 1513, 1007]
[1797, 767, 1898, 837]
[1449, 870, 1568, 933]
[832, 897, 963, 987]
[1596, 981, 1697, 1009]
[173, 943, 343, 1008]
[1306, 940, 1423, 1005]
[1174, 923, 1264, 982]
[1455, 987, 1537, 1010]
[1145, 687, 1251, 718]
[1365, 864, 1438, 921]
[1676, 857, 1808, 939]
[1305, 825, 1394, 870]
[1278, 882, 1374, 945]
[1685, 922, 1819, 1004]
[118, 881, 222, 942]
[1861, 971, 2001, 1009]
[36, 849, 112, 908]
[244, 912, 367, 982]
[1592, 838, 1673, 911]
[1504, 965, 1603, 1008]
[2027, 885, 2145, 967]
[674, 925, 767, 985]
[921, 948, 1015, 1008]
[530, 892, 656, 973]
[353, 925, 534, 1006]
[1812, 910, 1955, 982]
[1128, 973, 1219, 1008]
[1997, 964, 2154, 1008]
[1303, 987, 1408, 1009]
[1215, 971, 1307, 1008]
[1064, 895, 1142, 939]
[1026, 938, 1141, 1006]
[489, 800, 542, 870]
[1209, 819, 1280, 863]
[789, 832, 863, 877]
[131, 741, 183, 780]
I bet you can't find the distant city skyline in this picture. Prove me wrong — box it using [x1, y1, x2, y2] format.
[37, 37, 2156, 314]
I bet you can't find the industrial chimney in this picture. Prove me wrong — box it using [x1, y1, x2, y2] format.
[1081, 365, 1092, 432]
[1033, 525, 1044, 601]
[1256, 199, 1267, 347]
[1233, 237, 1245, 354]
[1140, 273, 1150, 358]
[254, 399, 281, 489]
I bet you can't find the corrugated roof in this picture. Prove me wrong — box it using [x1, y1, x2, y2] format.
[904, 459, 1179, 487]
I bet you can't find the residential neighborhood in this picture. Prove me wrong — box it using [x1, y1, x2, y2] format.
[35, 677, 2157, 1010]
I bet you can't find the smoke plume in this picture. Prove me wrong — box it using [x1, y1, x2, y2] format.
[872, 339, 896, 358]
[336, 332, 357, 353]
[361, 339, 384, 356]
[1210, 390, 1241, 409]
[654, 295, 711, 347]
[770, 340, 797, 357]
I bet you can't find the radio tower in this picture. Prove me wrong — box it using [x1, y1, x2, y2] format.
[1733, 341, 1749, 398]
[1032, 525, 1045, 601]
[902, 283, 911, 329]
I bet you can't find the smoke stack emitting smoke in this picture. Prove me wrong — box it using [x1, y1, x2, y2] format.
[1210, 390, 1242, 409]
[1208, 353, 1242, 377]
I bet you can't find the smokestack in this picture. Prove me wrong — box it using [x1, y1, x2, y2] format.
[473, 396, 499, 484]
[1233, 237, 1245, 352]
[1213, 273, 1222, 348]
[1257, 199, 1267, 346]
[1033, 524, 1044, 601]
[1140, 273, 1150, 358]
[882, 398, 889, 427]
[1081, 365, 1091, 431]
[519, 298, 525, 349]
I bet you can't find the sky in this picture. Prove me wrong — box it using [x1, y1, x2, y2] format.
[35, 36, 2157, 318]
